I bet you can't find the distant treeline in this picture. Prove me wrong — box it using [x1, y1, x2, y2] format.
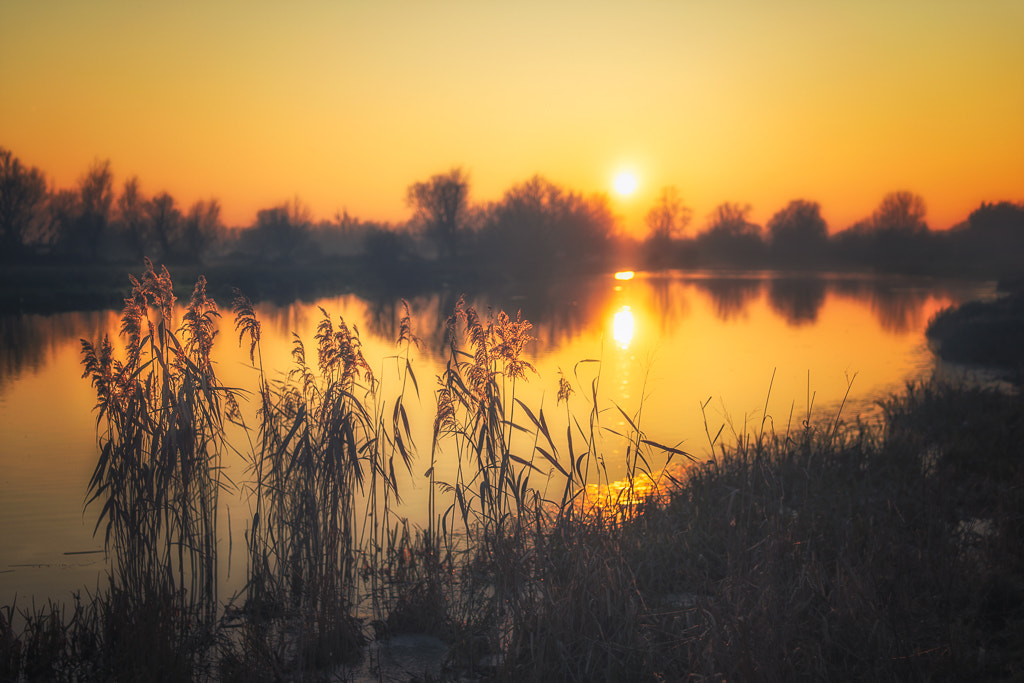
[2, 148, 1022, 279]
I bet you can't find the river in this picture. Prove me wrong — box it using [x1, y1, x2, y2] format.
[0, 270, 997, 607]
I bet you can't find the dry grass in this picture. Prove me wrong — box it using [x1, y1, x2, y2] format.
[2, 264, 1023, 681]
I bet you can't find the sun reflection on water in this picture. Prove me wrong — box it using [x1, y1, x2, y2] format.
[613, 306, 634, 348]
[579, 464, 690, 519]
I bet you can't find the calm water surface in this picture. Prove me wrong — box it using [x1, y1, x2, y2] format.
[0, 271, 997, 605]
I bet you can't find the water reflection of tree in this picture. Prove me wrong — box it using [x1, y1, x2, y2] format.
[692, 274, 944, 333]
[0, 311, 117, 388]
[693, 277, 764, 321]
[767, 277, 827, 326]
[647, 276, 690, 335]
[362, 291, 458, 357]
[832, 278, 932, 334]
[356, 277, 616, 358]
[0, 275, 978, 390]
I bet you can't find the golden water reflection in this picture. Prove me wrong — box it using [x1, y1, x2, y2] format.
[0, 271, 998, 604]
[612, 306, 634, 348]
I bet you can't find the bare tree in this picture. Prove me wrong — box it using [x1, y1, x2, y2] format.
[406, 167, 470, 258]
[696, 202, 765, 267]
[147, 192, 182, 259]
[477, 175, 615, 274]
[0, 148, 48, 259]
[251, 196, 311, 262]
[117, 176, 150, 260]
[48, 189, 81, 256]
[77, 159, 114, 260]
[644, 185, 692, 240]
[182, 199, 222, 264]
[871, 191, 927, 233]
[706, 202, 757, 236]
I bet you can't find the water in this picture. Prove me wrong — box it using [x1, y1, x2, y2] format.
[0, 270, 997, 606]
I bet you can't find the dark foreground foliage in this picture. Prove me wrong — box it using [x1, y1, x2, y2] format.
[2, 265, 1023, 682]
[927, 278, 1024, 379]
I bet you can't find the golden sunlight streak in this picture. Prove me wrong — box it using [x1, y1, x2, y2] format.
[613, 306, 635, 348]
[614, 271, 635, 281]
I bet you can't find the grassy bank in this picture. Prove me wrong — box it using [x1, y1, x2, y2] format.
[927, 278, 1024, 381]
[2, 265, 1022, 681]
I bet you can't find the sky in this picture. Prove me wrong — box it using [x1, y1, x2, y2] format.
[2, 0, 1022, 234]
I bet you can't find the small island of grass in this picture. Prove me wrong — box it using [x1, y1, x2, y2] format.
[927, 278, 1024, 381]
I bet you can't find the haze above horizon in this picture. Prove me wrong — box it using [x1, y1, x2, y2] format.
[2, 0, 1022, 232]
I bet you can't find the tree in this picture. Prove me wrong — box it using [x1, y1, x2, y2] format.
[147, 192, 181, 259]
[766, 199, 828, 268]
[967, 201, 1024, 241]
[696, 202, 765, 267]
[955, 201, 1024, 275]
[832, 192, 933, 273]
[251, 197, 311, 262]
[477, 175, 616, 275]
[644, 185, 692, 241]
[116, 176, 150, 260]
[643, 185, 692, 268]
[48, 189, 81, 257]
[406, 167, 470, 258]
[182, 199, 222, 264]
[77, 159, 114, 260]
[707, 202, 757, 235]
[0, 147, 49, 259]
[871, 191, 927, 233]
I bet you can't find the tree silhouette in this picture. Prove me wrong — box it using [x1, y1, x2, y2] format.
[642, 185, 692, 268]
[645, 185, 692, 241]
[406, 167, 470, 258]
[147, 192, 181, 260]
[251, 197, 311, 262]
[871, 191, 928, 233]
[766, 199, 828, 269]
[116, 176, 149, 260]
[947, 201, 1024, 276]
[77, 159, 114, 261]
[48, 188, 80, 258]
[870, 191, 930, 272]
[696, 202, 764, 267]
[477, 175, 615, 276]
[182, 199, 222, 264]
[0, 148, 48, 260]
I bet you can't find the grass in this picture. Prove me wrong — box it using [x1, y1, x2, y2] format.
[2, 263, 1023, 681]
[926, 279, 1024, 378]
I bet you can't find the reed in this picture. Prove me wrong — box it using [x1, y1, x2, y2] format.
[78, 260, 229, 658]
[2, 264, 1022, 681]
[223, 292, 425, 672]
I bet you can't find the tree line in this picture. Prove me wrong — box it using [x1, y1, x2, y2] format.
[2, 147, 1022, 278]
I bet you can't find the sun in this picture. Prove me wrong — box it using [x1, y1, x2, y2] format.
[614, 172, 637, 195]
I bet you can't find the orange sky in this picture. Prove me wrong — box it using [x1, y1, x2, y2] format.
[2, 0, 1022, 233]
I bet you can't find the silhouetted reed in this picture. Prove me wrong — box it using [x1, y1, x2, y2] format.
[79, 260, 227, 642]
[2, 264, 1020, 681]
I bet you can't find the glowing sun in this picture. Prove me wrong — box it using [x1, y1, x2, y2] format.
[614, 172, 637, 195]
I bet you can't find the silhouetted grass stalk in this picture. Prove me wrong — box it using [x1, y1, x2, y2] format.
[80, 260, 228, 623]
[2, 264, 1014, 681]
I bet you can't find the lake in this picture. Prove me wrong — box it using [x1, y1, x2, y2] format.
[0, 270, 997, 607]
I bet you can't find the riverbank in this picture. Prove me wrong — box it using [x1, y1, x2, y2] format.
[2, 374, 1021, 681]
[927, 277, 1024, 382]
[0, 257, 492, 313]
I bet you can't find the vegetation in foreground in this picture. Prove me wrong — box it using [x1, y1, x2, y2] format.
[1, 264, 1022, 682]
